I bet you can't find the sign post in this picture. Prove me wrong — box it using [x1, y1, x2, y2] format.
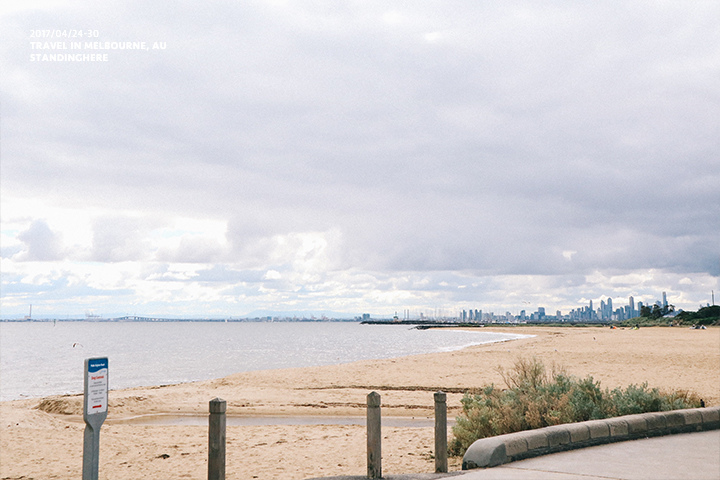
[83, 357, 108, 480]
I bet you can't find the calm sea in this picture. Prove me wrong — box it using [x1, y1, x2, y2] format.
[0, 321, 527, 402]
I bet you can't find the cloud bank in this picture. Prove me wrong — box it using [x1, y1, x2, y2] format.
[1, 1, 718, 317]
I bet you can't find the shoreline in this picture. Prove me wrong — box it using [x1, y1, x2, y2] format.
[2, 326, 718, 479]
[0, 322, 527, 403]
[5, 325, 719, 417]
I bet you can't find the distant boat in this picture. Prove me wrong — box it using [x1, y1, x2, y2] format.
[85, 311, 103, 320]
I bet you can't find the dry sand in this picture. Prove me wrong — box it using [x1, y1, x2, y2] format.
[1, 325, 718, 479]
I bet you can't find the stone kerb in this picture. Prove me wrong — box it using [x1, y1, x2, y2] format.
[462, 406, 720, 470]
[700, 407, 720, 427]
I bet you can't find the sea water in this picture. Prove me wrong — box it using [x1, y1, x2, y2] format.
[0, 321, 527, 401]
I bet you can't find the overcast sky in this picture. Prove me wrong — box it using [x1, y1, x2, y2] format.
[2, 0, 718, 319]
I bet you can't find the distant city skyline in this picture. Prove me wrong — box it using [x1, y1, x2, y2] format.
[3, 288, 716, 322]
[425, 290, 710, 323]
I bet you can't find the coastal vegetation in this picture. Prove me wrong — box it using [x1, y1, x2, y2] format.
[450, 357, 702, 455]
[673, 305, 720, 325]
[619, 305, 720, 327]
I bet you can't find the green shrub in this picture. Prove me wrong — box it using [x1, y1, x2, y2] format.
[629, 305, 720, 326]
[449, 357, 702, 456]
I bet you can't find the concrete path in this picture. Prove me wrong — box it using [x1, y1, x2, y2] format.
[307, 430, 720, 480]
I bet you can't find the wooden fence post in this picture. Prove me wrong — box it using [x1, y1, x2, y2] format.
[366, 391, 382, 479]
[208, 397, 226, 480]
[434, 391, 448, 473]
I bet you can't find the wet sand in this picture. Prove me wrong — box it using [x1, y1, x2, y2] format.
[1, 325, 718, 479]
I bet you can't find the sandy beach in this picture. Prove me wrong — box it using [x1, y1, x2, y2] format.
[1, 325, 718, 479]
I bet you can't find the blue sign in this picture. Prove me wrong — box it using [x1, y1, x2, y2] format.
[83, 357, 108, 480]
[87, 358, 108, 373]
[85, 357, 108, 415]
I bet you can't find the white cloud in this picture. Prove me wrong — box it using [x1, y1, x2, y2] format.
[263, 270, 282, 281]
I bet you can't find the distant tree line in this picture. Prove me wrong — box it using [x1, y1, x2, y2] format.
[639, 303, 674, 319]
[674, 305, 720, 326]
[635, 304, 719, 326]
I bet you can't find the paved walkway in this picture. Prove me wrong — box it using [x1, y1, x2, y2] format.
[307, 430, 720, 480]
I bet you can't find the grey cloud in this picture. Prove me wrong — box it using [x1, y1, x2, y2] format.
[192, 266, 265, 284]
[14, 220, 65, 261]
[155, 236, 228, 264]
[90, 216, 158, 262]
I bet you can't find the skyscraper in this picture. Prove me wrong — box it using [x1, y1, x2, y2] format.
[629, 296, 635, 318]
[662, 292, 668, 309]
